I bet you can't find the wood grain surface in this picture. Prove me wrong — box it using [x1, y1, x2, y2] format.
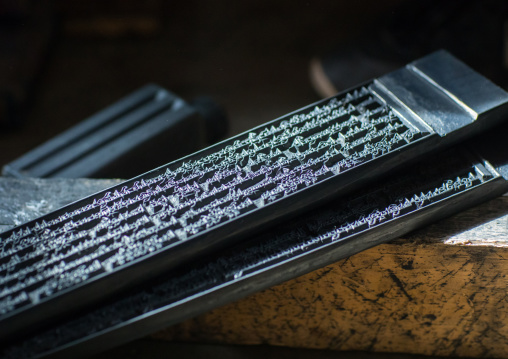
[154, 195, 508, 357]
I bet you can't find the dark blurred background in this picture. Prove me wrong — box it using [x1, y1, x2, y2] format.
[4, 0, 507, 173]
[0, 0, 385, 167]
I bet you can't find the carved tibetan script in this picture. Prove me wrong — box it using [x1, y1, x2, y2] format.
[0, 86, 426, 317]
